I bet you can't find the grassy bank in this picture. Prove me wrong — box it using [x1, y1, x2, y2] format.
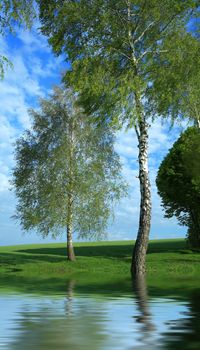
[0, 238, 199, 277]
[0, 239, 200, 298]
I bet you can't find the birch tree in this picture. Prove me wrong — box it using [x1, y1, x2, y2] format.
[12, 86, 126, 260]
[38, 0, 200, 275]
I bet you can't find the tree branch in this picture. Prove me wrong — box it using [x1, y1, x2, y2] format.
[138, 49, 169, 62]
[134, 124, 140, 140]
[132, 0, 148, 36]
[133, 21, 155, 45]
[111, 47, 132, 61]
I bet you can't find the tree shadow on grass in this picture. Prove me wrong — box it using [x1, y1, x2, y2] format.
[16, 244, 132, 259]
[0, 251, 66, 272]
[147, 240, 187, 253]
[0, 244, 132, 273]
[15, 239, 189, 259]
[0, 240, 197, 273]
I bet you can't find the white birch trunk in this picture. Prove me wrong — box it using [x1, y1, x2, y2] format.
[131, 116, 152, 275]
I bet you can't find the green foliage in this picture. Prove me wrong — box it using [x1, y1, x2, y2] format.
[0, 0, 35, 34]
[38, 0, 200, 125]
[148, 30, 200, 122]
[12, 86, 127, 240]
[0, 0, 36, 78]
[0, 55, 13, 79]
[156, 127, 200, 247]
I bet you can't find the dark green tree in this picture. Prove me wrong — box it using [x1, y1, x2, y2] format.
[0, 0, 36, 78]
[156, 127, 200, 248]
[37, 0, 200, 275]
[12, 86, 126, 260]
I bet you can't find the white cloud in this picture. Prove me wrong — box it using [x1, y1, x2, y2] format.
[115, 129, 138, 159]
[149, 121, 171, 154]
[0, 173, 10, 192]
[16, 24, 51, 54]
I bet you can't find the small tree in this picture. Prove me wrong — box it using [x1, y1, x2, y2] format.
[12, 86, 126, 260]
[156, 127, 200, 248]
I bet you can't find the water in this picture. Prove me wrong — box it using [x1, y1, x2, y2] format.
[0, 280, 200, 350]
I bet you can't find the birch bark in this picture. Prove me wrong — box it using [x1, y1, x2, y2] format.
[131, 94, 152, 276]
[67, 118, 76, 261]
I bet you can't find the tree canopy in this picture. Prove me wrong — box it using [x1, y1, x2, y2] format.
[12, 86, 126, 259]
[38, 0, 200, 124]
[156, 127, 200, 248]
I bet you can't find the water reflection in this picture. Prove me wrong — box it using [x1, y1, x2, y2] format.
[0, 280, 200, 350]
[65, 279, 75, 317]
[132, 276, 155, 347]
[1, 296, 108, 349]
[161, 289, 200, 350]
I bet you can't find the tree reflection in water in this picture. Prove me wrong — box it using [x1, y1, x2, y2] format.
[161, 289, 200, 350]
[132, 276, 155, 347]
[7, 280, 108, 350]
[65, 279, 76, 317]
[1, 278, 200, 350]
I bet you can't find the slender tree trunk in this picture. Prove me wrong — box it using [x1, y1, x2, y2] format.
[131, 115, 152, 276]
[126, 0, 152, 275]
[67, 118, 76, 261]
[67, 193, 75, 261]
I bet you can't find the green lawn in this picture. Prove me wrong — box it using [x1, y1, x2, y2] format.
[0, 239, 200, 298]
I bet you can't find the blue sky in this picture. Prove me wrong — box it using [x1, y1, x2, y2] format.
[0, 24, 188, 246]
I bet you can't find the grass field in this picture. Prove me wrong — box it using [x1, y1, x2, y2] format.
[0, 239, 200, 298]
